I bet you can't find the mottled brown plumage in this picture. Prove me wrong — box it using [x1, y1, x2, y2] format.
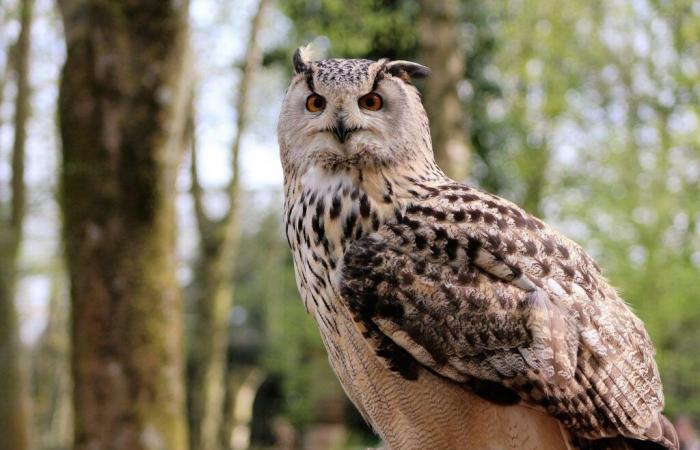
[278, 47, 678, 450]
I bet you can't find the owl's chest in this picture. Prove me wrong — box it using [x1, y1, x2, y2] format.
[283, 171, 393, 334]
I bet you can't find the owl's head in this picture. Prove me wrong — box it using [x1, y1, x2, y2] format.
[278, 47, 434, 176]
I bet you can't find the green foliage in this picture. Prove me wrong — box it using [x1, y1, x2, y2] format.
[279, 0, 419, 59]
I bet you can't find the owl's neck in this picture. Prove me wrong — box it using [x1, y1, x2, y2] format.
[286, 153, 447, 205]
[284, 159, 448, 264]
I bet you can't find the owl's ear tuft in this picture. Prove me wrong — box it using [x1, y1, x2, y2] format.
[293, 45, 313, 74]
[386, 60, 431, 81]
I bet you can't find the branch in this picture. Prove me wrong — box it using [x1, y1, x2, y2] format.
[187, 99, 212, 240]
[219, 0, 268, 244]
[0, 43, 14, 123]
[0, 41, 15, 224]
[10, 0, 33, 233]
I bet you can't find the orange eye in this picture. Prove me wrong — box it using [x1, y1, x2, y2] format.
[305, 94, 326, 112]
[358, 92, 383, 111]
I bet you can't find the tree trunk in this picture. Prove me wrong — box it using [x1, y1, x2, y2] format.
[221, 367, 265, 450]
[418, 0, 470, 180]
[0, 0, 34, 448]
[57, 1, 192, 449]
[187, 1, 266, 449]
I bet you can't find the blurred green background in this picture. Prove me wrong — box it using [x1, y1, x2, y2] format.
[0, 0, 699, 449]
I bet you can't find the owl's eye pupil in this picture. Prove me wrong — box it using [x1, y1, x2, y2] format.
[365, 98, 375, 107]
[314, 98, 323, 108]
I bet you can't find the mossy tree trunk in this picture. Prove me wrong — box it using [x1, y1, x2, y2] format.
[187, 2, 267, 449]
[0, 1, 34, 449]
[57, 1, 192, 449]
[418, 0, 470, 181]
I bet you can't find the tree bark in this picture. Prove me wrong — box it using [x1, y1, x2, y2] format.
[57, 1, 192, 449]
[418, 0, 470, 180]
[187, 2, 267, 449]
[0, 0, 34, 448]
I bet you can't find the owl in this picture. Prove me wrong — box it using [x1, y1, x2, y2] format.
[278, 46, 678, 450]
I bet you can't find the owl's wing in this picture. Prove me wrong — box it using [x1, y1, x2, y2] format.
[338, 191, 677, 449]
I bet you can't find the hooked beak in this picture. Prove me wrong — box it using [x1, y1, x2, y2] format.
[332, 117, 351, 143]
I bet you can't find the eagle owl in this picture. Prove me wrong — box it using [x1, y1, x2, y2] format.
[278, 47, 678, 450]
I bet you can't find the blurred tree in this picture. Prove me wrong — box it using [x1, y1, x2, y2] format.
[418, 0, 470, 180]
[0, 1, 34, 449]
[57, 1, 192, 449]
[187, 1, 268, 449]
